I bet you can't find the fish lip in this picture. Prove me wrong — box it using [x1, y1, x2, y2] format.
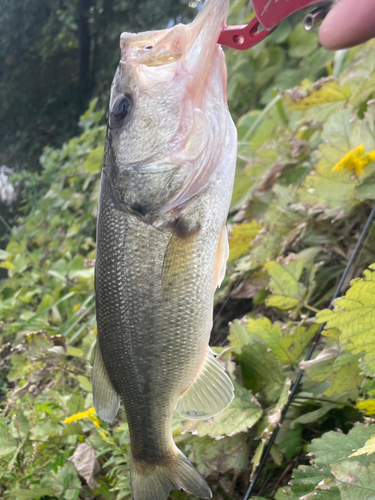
[188, 0, 228, 38]
[185, 0, 229, 54]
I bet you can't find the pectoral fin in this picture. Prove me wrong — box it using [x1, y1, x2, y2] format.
[92, 341, 121, 423]
[177, 349, 234, 420]
[213, 224, 229, 290]
[162, 218, 200, 299]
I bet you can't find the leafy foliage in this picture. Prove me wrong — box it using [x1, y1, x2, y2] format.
[276, 424, 375, 499]
[317, 264, 375, 374]
[2, 2, 375, 500]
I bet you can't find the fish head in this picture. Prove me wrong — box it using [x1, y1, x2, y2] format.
[106, 0, 231, 214]
[108, 23, 189, 166]
[104, 0, 234, 220]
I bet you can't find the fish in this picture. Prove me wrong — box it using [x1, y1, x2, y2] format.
[93, 0, 237, 498]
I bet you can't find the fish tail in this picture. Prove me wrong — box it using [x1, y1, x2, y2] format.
[130, 448, 212, 500]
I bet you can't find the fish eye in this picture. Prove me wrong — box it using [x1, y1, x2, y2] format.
[109, 93, 133, 129]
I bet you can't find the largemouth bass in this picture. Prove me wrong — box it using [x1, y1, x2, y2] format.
[93, 0, 237, 498]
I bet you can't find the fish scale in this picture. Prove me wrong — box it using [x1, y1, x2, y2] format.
[97, 182, 213, 458]
[93, 0, 237, 498]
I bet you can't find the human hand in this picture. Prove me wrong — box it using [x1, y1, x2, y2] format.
[319, 0, 375, 50]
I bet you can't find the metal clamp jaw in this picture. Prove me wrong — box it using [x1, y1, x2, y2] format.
[218, 0, 337, 50]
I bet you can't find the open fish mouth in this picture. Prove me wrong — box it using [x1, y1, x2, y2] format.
[107, 0, 231, 209]
[119, 0, 229, 83]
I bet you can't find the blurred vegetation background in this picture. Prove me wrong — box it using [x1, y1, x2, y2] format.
[2, 0, 375, 499]
[0, 0, 194, 172]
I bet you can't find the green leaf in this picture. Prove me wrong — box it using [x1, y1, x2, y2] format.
[289, 402, 337, 429]
[77, 375, 93, 392]
[0, 249, 10, 260]
[16, 410, 30, 438]
[69, 255, 94, 280]
[228, 220, 262, 262]
[298, 142, 360, 216]
[331, 460, 375, 499]
[351, 435, 375, 457]
[239, 343, 285, 403]
[288, 24, 318, 58]
[67, 346, 84, 358]
[347, 44, 375, 108]
[286, 424, 375, 499]
[309, 424, 375, 467]
[56, 462, 81, 500]
[316, 264, 375, 374]
[0, 445, 17, 457]
[261, 378, 291, 439]
[281, 77, 351, 110]
[228, 320, 252, 354]
[82, 146, 104, 173]
[229, 311, 303, 394]
[13, 489, 56, 500]
[276, 423, 302, 460]
[237, 110, 261, 142]
[300, 347, 341, 381]
[0, 260, 15, 271]
[189, 433, 248, 475]
[247, 317, 317, 364]
[264, 256, 306, 310]
[301, 349, 364, 397]
[251, 441, 265, 480]
[283, 467, 340, 499]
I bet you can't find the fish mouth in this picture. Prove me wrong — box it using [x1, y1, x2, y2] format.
[119, 0, 228, 74]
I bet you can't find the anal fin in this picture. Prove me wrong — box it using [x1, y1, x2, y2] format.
[92, 340, 121, 423]
[177, 349, 234, 420]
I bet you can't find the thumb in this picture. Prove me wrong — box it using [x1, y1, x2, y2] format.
[319, 0, 375, 50]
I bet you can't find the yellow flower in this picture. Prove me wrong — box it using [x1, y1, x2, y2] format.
[88, 415, 101, 428]
[332, 144, 375, 175]
[99, 431, 110, 443]
[64, 406, 97, 424]
[356, 399, 375, 415]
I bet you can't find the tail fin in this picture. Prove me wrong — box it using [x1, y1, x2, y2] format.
[130, 449, 212, 500]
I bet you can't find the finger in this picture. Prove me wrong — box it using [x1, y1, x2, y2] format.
[319, 0, 375, 50]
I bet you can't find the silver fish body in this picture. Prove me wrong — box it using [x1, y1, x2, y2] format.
[93, 1, 237, 499]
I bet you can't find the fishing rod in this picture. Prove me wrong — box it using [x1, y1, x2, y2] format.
[243, 203, 375, 500]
